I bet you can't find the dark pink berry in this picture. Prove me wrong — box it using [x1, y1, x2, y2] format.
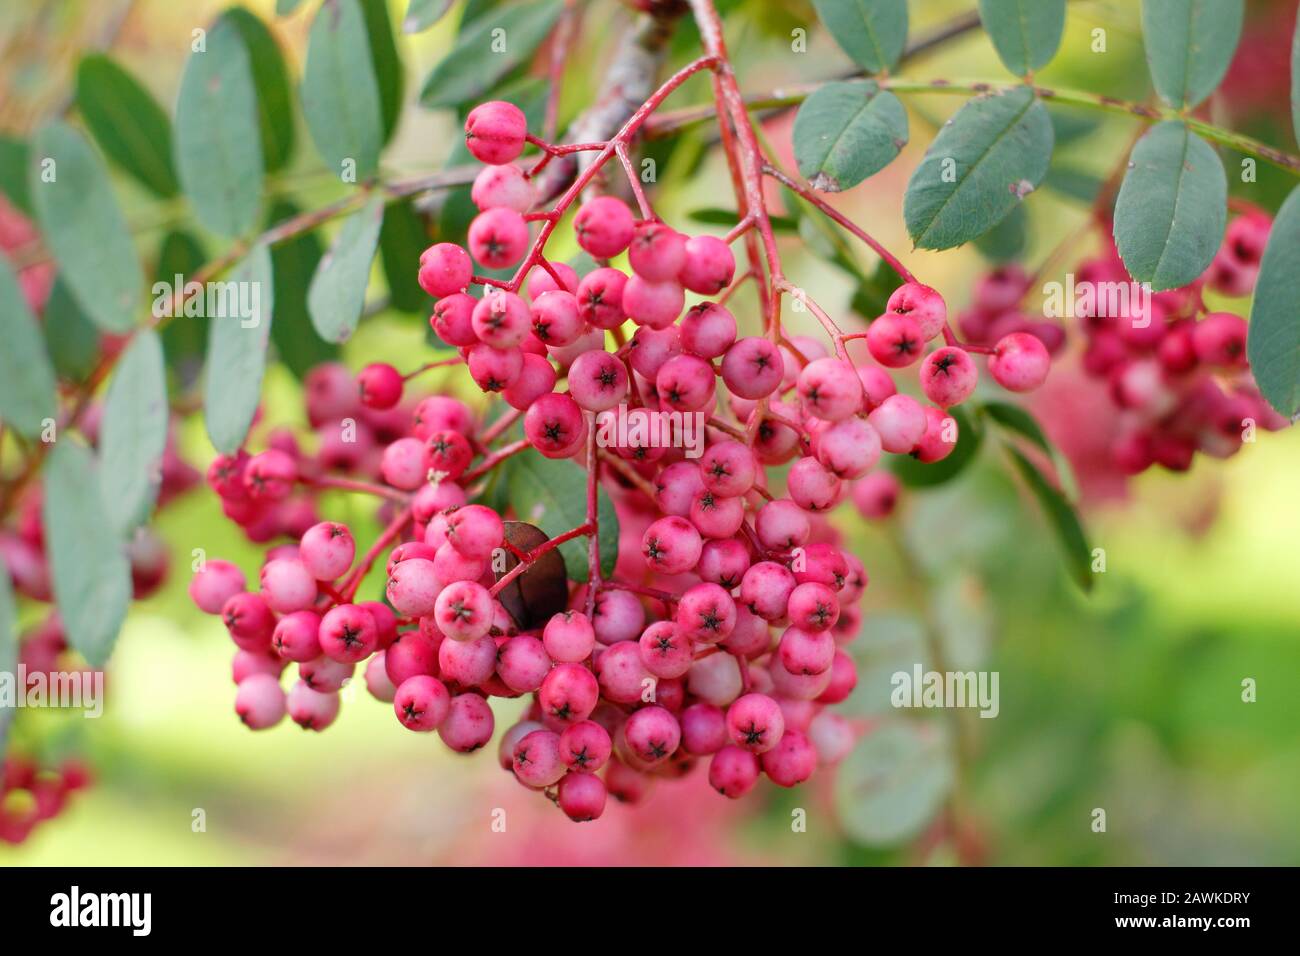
[641, 515, 703, 575]
[919, 347, 978, 407]
[438, 633, 497, 686]
[425, 429, 473, 480]
[678, 235, 736, 295]
[559, 719, 612, 773]
[272, 610, 322, 662]
[513, 729, 566, 788]
[222, 592, 276, 651]
[786, 582, 839, 633]
[655, 354, 715, 412]
[430, 293, 478, 347]
[358, 363, 403, 410]
[760, 729, 817, 787]
[470, 290, 530, 348]
[638, 620, 694, 679]
[680, 302, 737, 359]
[628, 325, 681, 380]
[721, 337, 784, 400]
[816, 650, 859, 704]
[524, 391, 587, 458]
[568, 349, 628, 412]
[418, 243, 473, 298]
[697, 538, 750, 590]
[539, 662, 600, 723]
[628, 221, 687, 281]
[576, 267, 628, 330]
[394, 675, 451, 732]
[318, 603, 378, 663]
[725, 693, 785, 754]
[438, 692, 495, 752]
[573, 196, 635, 258]
[468, 207, 530, 269]
[709, 745, 760, 798]
[557, 770, 607, 821]
[243, 449, 297, 501]
[738, 561, 796, 621]
[467, 342, 524, 392]
[866, 312, 925, 368]
[797, 357, 864, 422]
[529, 290, 583, 346]
[912, 406, 958, 464]
[464, 100, 527, 165]
[886, 282, 948, 341]
[623, 705, 681, 767]
[1191, 312, 1248, 369]
[385, 630, 440, 686]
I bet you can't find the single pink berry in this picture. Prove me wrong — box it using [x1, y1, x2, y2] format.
[721, 337, 784, 400]
[243, 449, 296, 501]
[787, 456, 842, 512]
[726, 693, 785, 754]
[596, 641, 649, 704]
[287, 680, 340, 731]
[641, 516, 703, 576]
[699, 440, 756, 498]
[434, 580, 494, 641]
[298, 522, 355, 581]
[697, 538, 750, 590]
[591, 588, 646, 645]
[468, 207, 530, 269]
[623, 275, 685, 329]
[793, 542, 848, 590]
[384, 630, 441, 686]
[919, 347, 978, 406]
[1191, 312, 1248, 369]
[816, 650, 859, 704]
[438, 692, 495, 752]
[628, 221, 687, 281]
[386, 557, 442, 617]
[797, 357, 864, 422]
[464, 100, 527, 165]
[680, 702, 728, 755]
[357, 363, 403, 410]
[525, 261, 579, 299]
[709, 745, 760, 798]
[365, 653, 397, 702]
[852, 471, 900, 519]
[470, 163, 535, 212]
[574, 196, 635, 258]
[857, 365, 897, 411]
[623, 705, 681, 766]
[513, 729, 567, 788]
[232, 648, 285, 685]
[234, 673, 286, 730]
[445, 504, 504, 561]
[394, 674, 451, 732]
[814, 417, 881, 479]
[866, 312, 925, 368]
[438, 633, 497, 686]
[576, 267, 628, 330]
[868, 394, 928, 453]
[529, 290, 583, 346]
[911, 406, 959, 463]
[497, 634, 552, 693]
[761, 729, 817, 787]
[656, 354, 716, 413]
[558, 770, 607, 821]
[568, 349, 628, 412]
[543, 611, 596, 663]
[524, 392, 587, 458]
[786, 582, 839, 633]
[418, 243, 473, 298]
[503, 352, 558, 410]
[678, 235, 736, 295]
[470, 289, 530, 348]
[687, 651, 744, 707]
[272, 610, 323, 662]
[654, 460, 704, 517]
[738, 561, 796, 621]
[754, 498, 811, 551]
[539, 662, 600, 723]
[638, 620, 695, 679]
[430, 293, 478, 347]
[722, 607, 771, 659]
[989, 331, 1051, 392]
[298, 655, 354, 693]
[467, 342, 524, 392]
[886, 282, 948, 341]
[222, 592, 276, 651]
[380, 437, 430, 490]
[189, 559, 246, 614]
[318, 603, 378, 663]
[559, 719, 612, 773]
[679, 302, 737, 360]
[675, 583, 736, 645]
[425, 430, 473, 480]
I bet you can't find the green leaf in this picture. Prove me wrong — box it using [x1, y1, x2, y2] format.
[903, 87, 1054, 251]
[689, 207, 798, 233]
[1247, 185, 1300, 418]
[99, 330, 168, 536]
[1141, 0, 1243, 110]
[302, 0, 386, 180]
[1005, 444, 1093, 592]
[308, 196, 385, 343]
[835, 721, 953, 846]
[973, 201, 1028, 262]
[43, 279, 101, 382]
[793, 80, 907, 192]
[155, 230, 209, 389]
[174, 15, 264, 237]
[204, 244, 275, 454]
[419, 0, 562, 109]
[267, 200, 338, 380]
[890, 405, 982, 488]
[504, 454, 618, 582]
[276, 0, 306, 14]
[0, 256, 57, 438]
[359, 0, 405, 143]
[849, 258, 904, 318]
[1293, 15, 1300, 147]
[30, 121, 141, 333]
[379, 198, 431, 313]
[75, 54, 178, 197]
[1112, 121, 1225, 292]
[811, 0, 908, 75]
[981, 399, 1078, 501]
[977, 0, 1066, 77]
[0, 135, 31, 216]
[404, 0, 454, 33]
[222, 7, 296, 174]
[1043, 164, 1103, 205]
[43, 441, 132, 667]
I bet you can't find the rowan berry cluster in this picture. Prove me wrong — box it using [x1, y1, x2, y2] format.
[193, 99, 1058, 822]
[0, 752, 92, 845]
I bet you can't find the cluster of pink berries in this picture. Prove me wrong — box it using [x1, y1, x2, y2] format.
[192, 99, 1061, 823]
[0, 753, 92, 845]
[1057, 211, 1285, 473]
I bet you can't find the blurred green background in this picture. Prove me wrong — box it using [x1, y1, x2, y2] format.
[2, 0, 1298, 865]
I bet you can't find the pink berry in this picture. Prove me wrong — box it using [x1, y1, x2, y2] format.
[559, 719, 612, 773]
[385, 557, 441, 617]
[380, 437, 430, 490]
[596, 641, 649, 704]
[678, 304, 736, 361]
[787, 456, 842, 512]
[470, 289, 531, 348]
[544, 611, 596, 663]
[298, 655, 354, 693]
[287, 680, 340, 731]
[628, 221, 687, 281]
[677, 583, 737, 646]
[513, 729, 566, 787]
[866, 312, 925, 368]
[725, 693, 785, 754]
[857, 365, 897, 411]
[430, 293, 478, 347]
[470, 163, 535, 212]
[318, 603, 378, 663]
[539, 662, 600, 723]
[868, 394, 927, 453]
[573, 196, 635, 258]
[721, 337, 784, 400]
[687, 651, 743, 706]
[753, 498, 809, 551]
[654, 460, 705, 516]
[525, 261, 579, 299]
[814, 417, 881, 479]
[468, 207, 530, 269]
[232, 648, 285, 684]
[628, 325, 682, 380]
[723, 607, 771, 659]
[418, 243, 473, 297]
[438, 692, 495, 752]
[641, 516, 702, 575]
[557, 770, 607, 821]
[699, 440, 756, 497]
[989, 332, 1050, 392]
[786, 582, 839, 633]
[243, 449, 296, 501]
[816, 650, 859, 704]
[709, 745, 760, 798]
[568, 349, 628, 412]
[434, 580, 494, 641]
[638, 620, 694, 679]
[524, 392, 587, 457]
[919, 347, 978, 406]
[797, 357, 864, 422]
[852, 471, 900, 519]
[425, 430, 473, 480]
[438, 634, 497, 686]
[1191, 312, 1248, 369]
[656, 354, 715, 412]
[222, 592, 276, 651]
[464, 100, 527, 165]
[503, 352, 558, 410]
[886, 282, 948, 341]
[738, 561, 796, 621]
[298, 522, 355, 581]
[497, 634, 552, 693]
[591, 588, 646, 645]
[357, 363, 403, 410]
[576, 267, 628, 330]
[445, 504, 504, 560]
[189, 559, 246, 614]
[530, 290, 583, 346]
[678, 235, 736, 295]
[761, 729, 817, 787]
[778, 625, 835, 675]
[623, 705, 681, 765]
[680, 702, 728, 755]
[912, 406, 958, 464]
[272, 610, 322, 662]
[394, 674, 451, 731]
[467, 342, 524, 392]
[623, 275, 685, 328]
[794, 542, 848, 590]
[234, 673, 286, 730]
[384, 630, 440, 686]
[697, 538, 750, 590]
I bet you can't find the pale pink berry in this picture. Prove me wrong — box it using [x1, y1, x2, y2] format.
[912, 406, 958, 463]
[654, 460, 704, 517]
[761, 729, 816, 787]
[628, 221, 687, 281]
[386, 557, 442, 617]
[787, 456, 842, 512]
[886, 281, 948, 341]
[623, 705, 681, 765]
[809, 711, 855, 764]
[709, 745, 760, 798]
[595, 641, 648, 704]
[568, 349, 628, 412]
[544, 611, 596, 663]
[573, 196, 635, 258]
[318, 603, 378, 663]
[866, 312, 925, 368]
[394, 674, 451, 731]
[868, 394, 928, 453]
[445, 504, 504, 560]
[678, 235, 736, 295]
[272, 610, 322, 662]
[591, 588, 646, 645]
[721, 337, 784, 400]
[755, 498, 811, 551]
[623, 275, 684, 328]
[697, 538, 750, 590]
[470, 163, 535, 212]
[558, 770, 607, 821]
[797, 357, 864, 422]
[287, 680, 340, 731]
[815, 417, 881, 479]
[298, 522, 355, 581]
[234, 673, 286, 730]
[816, 650, 858, 704]
[303, 363, 359, 426]
[560, 720, 612, 772]
[680, 702, 728, 755]
[434, 580, 493, 641]
[438, 692, 495, 752]
[786, 582, 839, 633]
[232, 648, 285, 684]
[464, 100, 527, 165]
[857, 365, 897, 411]
[738, 561, 796, 621]
[698, 440, 756, 498]
[723, 607, 771, 658]
[418, 243, 473, 297]
[298, 655, 354, 693]
[687, 651, 743, 706]
[189, 559, 246, 614]
[989, 331, 1050, 392]
[638, 620, 694, 679]
[497, 634, 552, 693]
[539, 662, 600, 723]
[380, 437, 430, 490]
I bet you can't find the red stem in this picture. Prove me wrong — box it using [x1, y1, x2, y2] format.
[341, 507, 413, 602]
